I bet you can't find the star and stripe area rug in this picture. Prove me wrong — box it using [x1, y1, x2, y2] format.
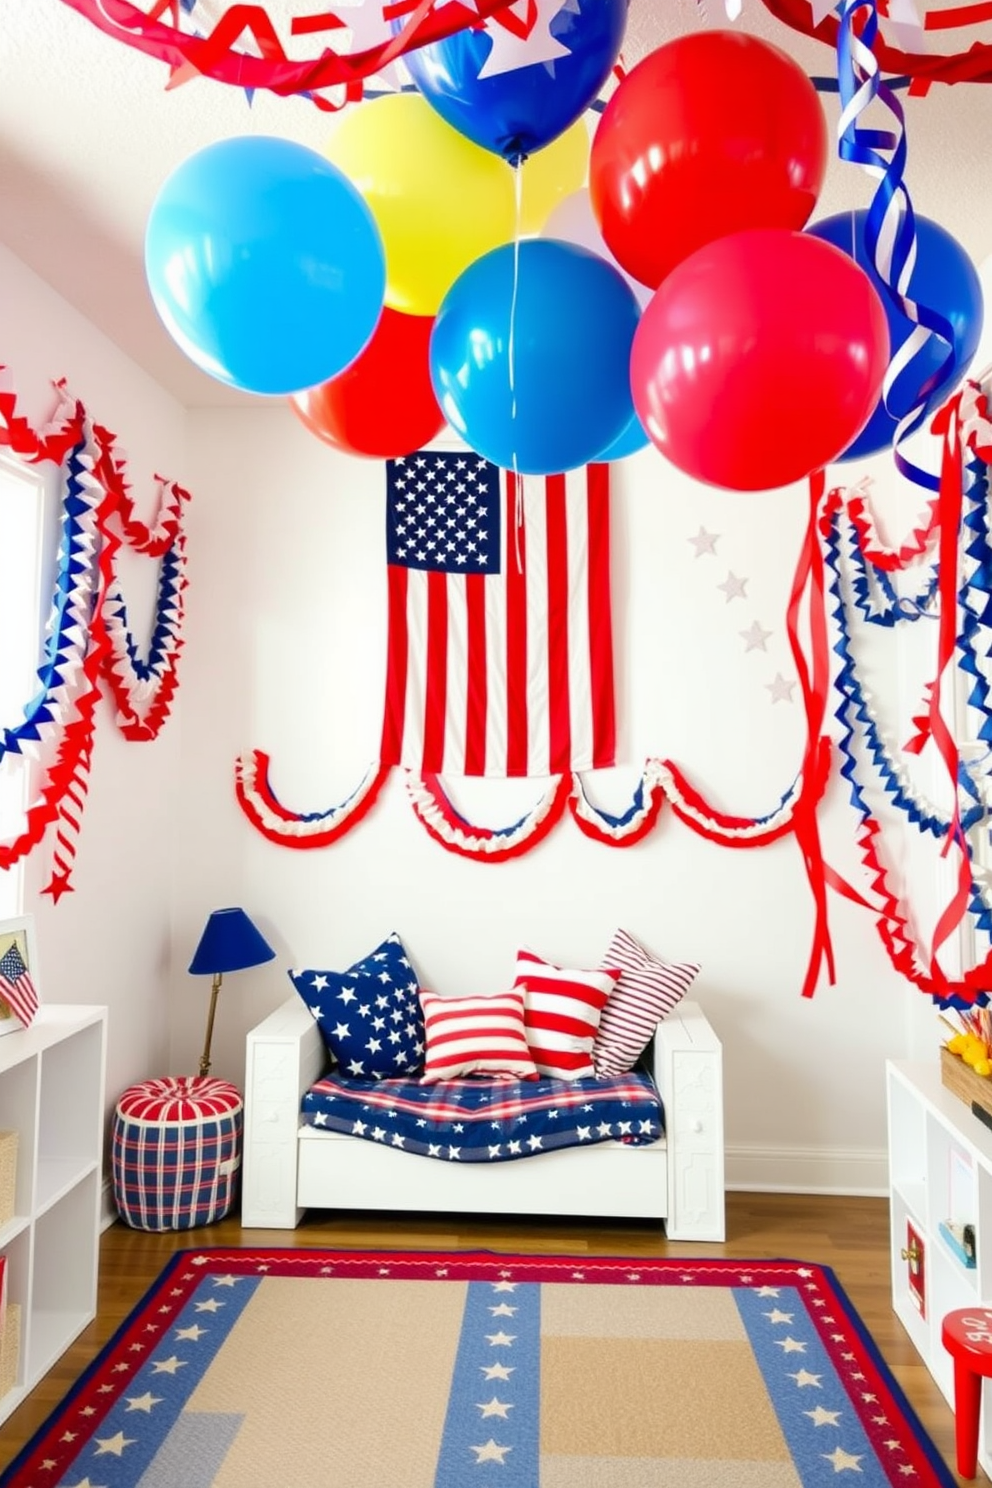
[0, 1249, 955, 1488]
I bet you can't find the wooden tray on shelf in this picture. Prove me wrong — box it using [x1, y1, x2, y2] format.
[941, 1046, 992, 1119]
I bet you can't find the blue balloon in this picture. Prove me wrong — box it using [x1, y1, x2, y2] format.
[430, 239, 641, 475]
[401, 0, 629, 162]
[807, 210, 983, 461]
[145, 136, 386, 396]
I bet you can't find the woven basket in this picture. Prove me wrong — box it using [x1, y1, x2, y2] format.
[940, 1046, 992, 1118]
[0, 1303, 21, 1399]
[0, 1131, 16, 1228]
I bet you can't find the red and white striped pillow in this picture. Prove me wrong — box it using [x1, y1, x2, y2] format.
[512, 948, 619, 1080]
[592, 928, 701, 1077]
[418, 989, 539, 1083]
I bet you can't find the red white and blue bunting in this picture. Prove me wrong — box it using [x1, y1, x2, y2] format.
[0, 375, 190, 900]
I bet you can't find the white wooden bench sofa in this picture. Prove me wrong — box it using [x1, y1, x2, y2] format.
[241, 995, 725, 1241]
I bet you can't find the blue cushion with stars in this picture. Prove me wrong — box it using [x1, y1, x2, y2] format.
[288, 933, 425, 1079]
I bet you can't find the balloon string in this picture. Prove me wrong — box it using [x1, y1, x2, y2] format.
[510, 160, 524, 573]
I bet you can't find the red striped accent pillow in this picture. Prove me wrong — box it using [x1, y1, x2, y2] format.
[512, 948, 619, 1079]
[592, 928, 701, 1077]
[418, 989, 539, 1083]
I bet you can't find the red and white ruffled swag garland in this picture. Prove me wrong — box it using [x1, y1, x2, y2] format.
[0, 373, 190, 900]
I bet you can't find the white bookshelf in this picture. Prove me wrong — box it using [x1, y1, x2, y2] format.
[886, 1057, 992, 1476]
[0, 1005, 107, 1427]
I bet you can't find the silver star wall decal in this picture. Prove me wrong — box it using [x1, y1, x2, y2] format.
[767, 674, 797, 704]
[688, 526, 719, 557]
[741, 621, 773, 652]
[717, 571, 748, 602]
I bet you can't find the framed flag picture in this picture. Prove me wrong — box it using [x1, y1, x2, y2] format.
[0, 916, 40, 1036]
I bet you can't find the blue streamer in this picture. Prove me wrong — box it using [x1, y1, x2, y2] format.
[835, 0, 958, 492]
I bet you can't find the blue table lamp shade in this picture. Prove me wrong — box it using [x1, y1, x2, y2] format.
[188, 908, 275, 1076]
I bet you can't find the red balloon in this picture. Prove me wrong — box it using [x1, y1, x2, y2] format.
[630, 229, 891, 492]
[589, 30, 827, 290]
[291, 306, 445, 458]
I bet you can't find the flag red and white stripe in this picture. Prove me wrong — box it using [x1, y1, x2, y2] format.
[380, 454, 615, 778]
[0, 939, 39, 1027]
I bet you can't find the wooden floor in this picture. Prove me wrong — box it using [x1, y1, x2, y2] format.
[0, 1191, 975, 1483]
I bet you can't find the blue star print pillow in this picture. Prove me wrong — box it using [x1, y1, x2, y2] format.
[288, 933, 425, 1079]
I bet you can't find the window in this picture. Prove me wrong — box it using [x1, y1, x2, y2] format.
[0, 452, 51, 917]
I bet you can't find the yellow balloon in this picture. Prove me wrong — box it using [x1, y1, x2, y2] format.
[514, 119, 590, 237]
[325, 94, 516, 317]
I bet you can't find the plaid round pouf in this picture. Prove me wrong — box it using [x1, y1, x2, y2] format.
[112, 1075, 243, 1232]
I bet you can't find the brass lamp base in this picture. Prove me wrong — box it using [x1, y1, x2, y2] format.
[199, 972, 223, 1077]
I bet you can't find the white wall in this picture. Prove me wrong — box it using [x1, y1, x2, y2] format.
[0, 242, 187, 1123]
[0, 238, 952, 1197]
[180, 402, 949, 1193]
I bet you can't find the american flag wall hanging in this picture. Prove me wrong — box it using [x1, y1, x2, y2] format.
[379, 451, 616, 779]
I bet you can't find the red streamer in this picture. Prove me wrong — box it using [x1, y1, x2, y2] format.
[760, 0, 992, 85]
[56, 0, 527, 100]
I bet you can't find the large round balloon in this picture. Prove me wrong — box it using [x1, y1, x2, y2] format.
[543, 188, 651, 308]
[144, 136, 385, 395]
[290, 307, 445, 459]
[401, 0, 628, 162]
[325, 93, 516, 317]
[807, 210, 983, 459]
[630, 229, 890, 491]
[590, 30, 827, 290]
[516, 119, 589, 235]
[431, 239, 641, 475]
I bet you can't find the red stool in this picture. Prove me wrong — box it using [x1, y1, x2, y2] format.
[942, 1306, 992, 1478]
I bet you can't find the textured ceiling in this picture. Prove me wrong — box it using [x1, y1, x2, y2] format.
[1, 0, 991, 408]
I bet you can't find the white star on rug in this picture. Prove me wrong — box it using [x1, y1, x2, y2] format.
[718, 571, 748, 602]
[486, 1331, 516, 1346]
[472, 1439, 513, 1463]
[688, 526, 719, 557]
[478, 1396, 513, 1418]
[93, 1432, 136, 1456]
[767, 674, 797, 704]
[764, 1309, 793, 1324]
[790, 1369, 823, 1388]
[806, 1406, 843, 1426]
[489, 1303, 516, 1316]
[125, 1393, 162, 1413]
[151, 1355, 187, 1375]
[741, 620, 773, 652]
[775, 1336, 808, 1354]
[175, 1324, 206, 1341]
[481, 1362, 514, 1380]
[823, 1445, 863, 1471]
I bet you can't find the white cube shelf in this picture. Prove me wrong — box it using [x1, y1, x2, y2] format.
[0, 1005, 107, 1427]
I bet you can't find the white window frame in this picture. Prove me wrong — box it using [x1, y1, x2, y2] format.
[0, 450, 57, 917]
